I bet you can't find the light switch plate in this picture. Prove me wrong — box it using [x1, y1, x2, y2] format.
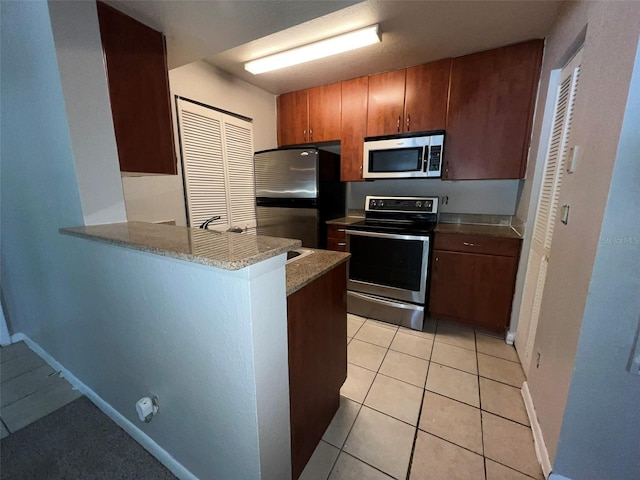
[567, 145, 579, 173]
[561, 204, 570, 225]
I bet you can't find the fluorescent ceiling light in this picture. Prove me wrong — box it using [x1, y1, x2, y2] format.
[245, 24, 381, 75]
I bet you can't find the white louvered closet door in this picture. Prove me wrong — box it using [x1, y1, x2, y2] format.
[177, 98, 255, 232]
[222, 114, 256, 232]
[516, 50, 582, 372]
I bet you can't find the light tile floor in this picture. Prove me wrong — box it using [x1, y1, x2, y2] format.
[0, 342, 81, 438]
[300, 315, 542, 480]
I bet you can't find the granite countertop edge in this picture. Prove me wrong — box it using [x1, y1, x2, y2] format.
[434, 223, 523, 239]
[286, 249, 350, 296]
[60, 223, 302, 271]
[326, 216, 364, 225]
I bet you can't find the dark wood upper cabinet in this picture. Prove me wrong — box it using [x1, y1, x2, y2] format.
[445, 39, 544, 180]
[366, 69, 406, 137]
[404, 59, 451, 133]
[340, 77, 368, 181]
[275, 41, 542, 181]
[97, 2, 176, 174]
[277, 83, 341, 146]
[308, 83, 341, 143]
[277, 90, 309, 146]
[367, 60, 450, 137]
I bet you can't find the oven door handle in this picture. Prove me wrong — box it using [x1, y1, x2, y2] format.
[349, 291, 424, 312]
[345, 229, 431, 242]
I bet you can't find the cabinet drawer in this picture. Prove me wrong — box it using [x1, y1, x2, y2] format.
[434, 233, 521, 257]
[327, 224, 347, 240]
[327, 237, 347, 252]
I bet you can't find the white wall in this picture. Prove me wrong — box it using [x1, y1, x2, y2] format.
[1, 2, 291, 478]
[51, 238, 291, 479]
[551, 37, 640, 480]
[1, 0, 85, 339]
[511, 0, 640, 463]
[47, 0, 127, 225]
[121, 61, 278, 226]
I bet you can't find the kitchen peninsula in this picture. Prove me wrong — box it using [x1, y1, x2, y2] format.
[60, 221, 349, 479]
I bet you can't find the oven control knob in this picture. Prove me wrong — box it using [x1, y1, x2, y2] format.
[416, 201, 422, 208]
[371, 200, 377, 207]
[379, 201, 384, 207]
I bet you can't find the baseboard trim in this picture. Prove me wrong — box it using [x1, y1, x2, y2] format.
[11, 333, 197, 480]
[521, 381, 552, 479]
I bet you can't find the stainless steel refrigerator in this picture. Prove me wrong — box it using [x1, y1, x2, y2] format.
[254, 147, 345, 248]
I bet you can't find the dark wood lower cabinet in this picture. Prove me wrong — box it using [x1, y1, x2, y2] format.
[327, 224, 348, 252]
[287, 263, 347, 479]
[429, 234, 521, 332]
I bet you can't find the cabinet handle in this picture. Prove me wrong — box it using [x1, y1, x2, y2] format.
[463, 242, 482, 247]
[303, 129, 307, 142]
[406, 114, 410, 131]
[310, 128, 313, 141]
[434, 256, 438, 272]
[397, 116, 401, 132]
[337, 228, 346, 232]
[337, 242, 346, 246]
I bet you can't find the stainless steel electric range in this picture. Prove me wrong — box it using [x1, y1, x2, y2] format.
[345, 195, 438, 331]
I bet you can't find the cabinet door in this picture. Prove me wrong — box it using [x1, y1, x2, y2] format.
[340, 77, 368, 181]
[429, 250, 518, 332]
[445, 40, 543, 180]
[327, 223, 347, 252]
[287, 263, 346, 479]
[308, 83, 341, 143]
[367, 69, 406, 137]
[97, 2, 176, 174]
[404, 59, 451, 133]
[277, 90, 308, 146]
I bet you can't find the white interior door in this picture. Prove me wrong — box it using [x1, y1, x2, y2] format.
[223, 114, 256, 231]
[516, 50, 582, 372]
[177, 98, 255, 232]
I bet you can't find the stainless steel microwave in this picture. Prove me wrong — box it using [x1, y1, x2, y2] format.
[363, 130, 445, 179]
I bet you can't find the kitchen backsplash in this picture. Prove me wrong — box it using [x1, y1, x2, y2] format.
[346, 178, 521, 216]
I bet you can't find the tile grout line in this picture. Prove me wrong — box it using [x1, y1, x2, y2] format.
[340, 318, 534, 480]
[1, 370, 65, 410]
[474, 328, 489, 480]
[404, 321, 437, 480]
[0, 416, 12, 434]
[327, 316, 403, 480]
[337, 317, 437, 479]
[0, 343, 34, 365]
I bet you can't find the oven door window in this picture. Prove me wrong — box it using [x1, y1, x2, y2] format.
[349, 234, 425, 291]
[368, 147, 422, 173]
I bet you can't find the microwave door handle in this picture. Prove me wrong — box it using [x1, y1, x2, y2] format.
[423, 145, 430, 172]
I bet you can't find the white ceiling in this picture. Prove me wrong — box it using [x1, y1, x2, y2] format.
[107, 0, 563, 95]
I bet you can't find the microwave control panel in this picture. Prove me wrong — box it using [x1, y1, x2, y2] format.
[427, 145, 442, 172]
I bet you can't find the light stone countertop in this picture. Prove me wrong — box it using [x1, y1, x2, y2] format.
[60, 222, 301, 271]
[326, 216, 364, 226]
[286, 249, 350, 296]
[435, 223, 523, 239]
